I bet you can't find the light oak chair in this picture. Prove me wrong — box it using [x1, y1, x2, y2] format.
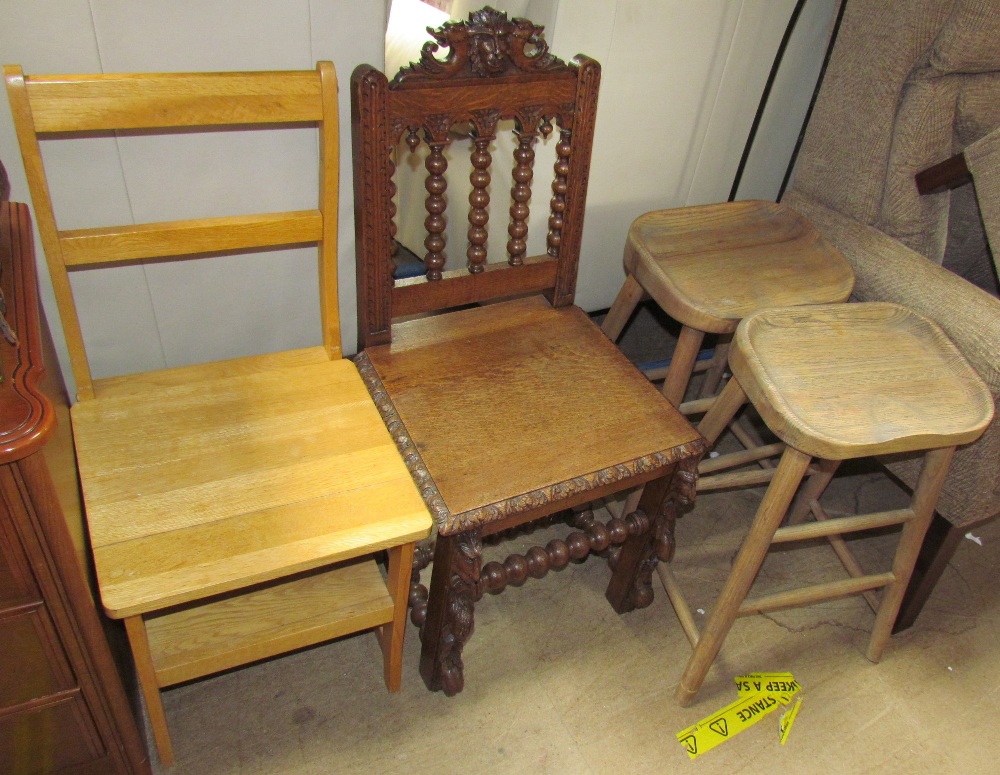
[5, 62, 432, 766]
[351, 8, 705, 696]
[662, 302, 993, 705]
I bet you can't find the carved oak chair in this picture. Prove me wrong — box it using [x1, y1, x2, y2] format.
[6, 62, 432, 765]
[351, 8, 705, 696]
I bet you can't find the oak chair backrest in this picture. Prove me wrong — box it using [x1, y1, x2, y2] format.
[352, 7, 601, 349]
[5, 62, 340, 400]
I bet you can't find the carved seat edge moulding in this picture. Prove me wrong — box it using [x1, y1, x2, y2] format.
[391, 5, 573, 86]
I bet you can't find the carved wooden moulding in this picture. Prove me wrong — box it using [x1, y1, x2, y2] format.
[354, 351, 704, 536]
[391, 5, 572, 87]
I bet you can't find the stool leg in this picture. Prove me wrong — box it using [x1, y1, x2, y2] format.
[867, 445, 956, 662]
[676, 446, 812, 706]
[601, 273, 645, 341]
[697, 338, 730, 399]
[696, 375, 747, 446]
[786, 458, 841, 525]
[662, 325, 705, 406]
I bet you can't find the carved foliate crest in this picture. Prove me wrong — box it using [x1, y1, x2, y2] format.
[391, 6, 571, 86]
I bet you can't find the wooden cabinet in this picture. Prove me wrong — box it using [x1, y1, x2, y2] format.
[0, 200, 150, 775]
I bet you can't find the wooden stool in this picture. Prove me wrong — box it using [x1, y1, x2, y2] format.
[602, 200, 854, 409]
[663, 302, 994, 706]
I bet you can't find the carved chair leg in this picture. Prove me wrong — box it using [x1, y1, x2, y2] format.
[408, 537, 436, 627]
[606, 457, 699, 614]
[418, 530, 483, 696]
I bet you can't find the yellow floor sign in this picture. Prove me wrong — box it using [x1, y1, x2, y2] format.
[676, 673, 802, 759]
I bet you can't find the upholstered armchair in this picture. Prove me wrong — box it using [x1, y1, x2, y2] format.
[781, 0, 1000, 629]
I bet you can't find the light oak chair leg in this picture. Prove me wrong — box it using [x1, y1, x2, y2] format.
[601, 273, 645, 341]
[893, 513, 964, 634]
[124, 615, 173, 767]
[377, 542, 416, 692]
[662, 325, 706, 406]
[676, 446, 812, 706]
[867, 445, 956, 662]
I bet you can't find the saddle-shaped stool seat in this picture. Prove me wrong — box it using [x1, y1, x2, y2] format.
[662, 302, 994, 705]
[603, 200, 855, 408]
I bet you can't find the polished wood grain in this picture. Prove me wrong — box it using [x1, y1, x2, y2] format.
[73, 353, 431, 618]
[6, 62, 431, 766]
[623, 201, 854, 335]
[14, 70, 325, 131]
[602, 199, 854, 411]
[59, 211, 323, 266]
[0, 201, 150, 774]
[365, 297, 701, 526]
[351, 8, 705, 696]
[4, 62, 342, 399]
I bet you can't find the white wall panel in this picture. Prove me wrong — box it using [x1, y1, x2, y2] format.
[0, 0, 833, 394]
[310, 0, 388, 357]
[545, 0, 837, 312]
[0, 0, 385, 395]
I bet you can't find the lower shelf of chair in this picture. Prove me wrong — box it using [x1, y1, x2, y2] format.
[142, 557, 394, 689]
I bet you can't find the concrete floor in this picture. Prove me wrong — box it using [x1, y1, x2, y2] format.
[144, 464, 1000, 774]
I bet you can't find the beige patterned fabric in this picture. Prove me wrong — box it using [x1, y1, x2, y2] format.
[966, 128, 1000, 279]
[876, 74, 959, 261]
[928, 0, 1000, 74]
[956, 73, 1000, 145]
[789, 0, 954, 226]
[784, 0, 1000, 528]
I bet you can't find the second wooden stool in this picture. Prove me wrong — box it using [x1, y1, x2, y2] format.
[602, 200, 854, 409]
[662, 302, 994, 705]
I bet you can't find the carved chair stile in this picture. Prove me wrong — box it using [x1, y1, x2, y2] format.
[352, 7, 706, 696]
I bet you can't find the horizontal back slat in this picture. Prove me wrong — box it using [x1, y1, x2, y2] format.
[387, 78, 576, 128]
[392, 256, 558, 318]
[60, 211, 323, 266]
[25, 71, 324, 132]
[6, 62, 340, 398]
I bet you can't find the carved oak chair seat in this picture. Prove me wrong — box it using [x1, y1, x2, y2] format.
[352, 7, 705, 696]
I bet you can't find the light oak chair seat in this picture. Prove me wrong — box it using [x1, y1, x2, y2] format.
[664, 302, 993, 705]
[6, 62, 432, 767]
[74, 349, 429, 619]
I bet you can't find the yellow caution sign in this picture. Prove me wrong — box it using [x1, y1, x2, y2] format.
[779, 696, 803, 745]
[735, 672, 800, 704]
[676, 672, 802, 759]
